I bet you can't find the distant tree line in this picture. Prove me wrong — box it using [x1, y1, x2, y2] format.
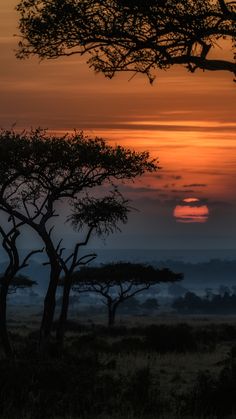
[173, 289, 236, 314]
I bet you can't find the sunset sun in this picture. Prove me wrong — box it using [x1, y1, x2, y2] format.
[173, 198, 209, 223]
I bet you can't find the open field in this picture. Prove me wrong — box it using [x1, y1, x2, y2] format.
[2, 308, 236, 418]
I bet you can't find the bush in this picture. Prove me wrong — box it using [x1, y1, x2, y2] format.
[144, 324, 198, 353]
[182, 347, 236, 418]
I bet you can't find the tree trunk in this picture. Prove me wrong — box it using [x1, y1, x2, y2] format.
[39, 261, 61, 353]
[56, 277, 72, 349]
[0, 282, 13, 358]
[108, 304, 116, 327]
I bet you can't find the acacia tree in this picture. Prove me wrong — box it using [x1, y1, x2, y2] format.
[16, 0, 236, 82]
[56, 191, 130, 347]
[0, 216, 39, 357]
[73, 263, 183, 326]
[0, 129, 157, 350]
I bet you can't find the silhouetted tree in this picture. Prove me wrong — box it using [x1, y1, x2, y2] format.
[172, 290, 236, 314]
[7, 274, 37, 294]
[0, 129, 157, 351]
[0, 216, 40, 358]
[73, 263, 183, 326]
[56, 191, 130, 347]
[17, 0, 236, 82]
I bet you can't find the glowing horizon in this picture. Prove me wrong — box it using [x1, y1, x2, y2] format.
[1, 0, 236, 248]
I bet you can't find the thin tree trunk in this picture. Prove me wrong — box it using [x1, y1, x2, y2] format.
[56, 277, 72, 349]
[108, 304, 116, 327]
[0, 281, 13, 358]
[39, 261, 61, 353]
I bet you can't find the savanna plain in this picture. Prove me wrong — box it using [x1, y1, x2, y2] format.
[3, 304, 236, 419]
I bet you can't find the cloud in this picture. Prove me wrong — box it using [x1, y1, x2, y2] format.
[112, 122, 236, 133]
[170, 189, 195, 194]
[183, 183, 207, 188]
[119, 185, 161, 194]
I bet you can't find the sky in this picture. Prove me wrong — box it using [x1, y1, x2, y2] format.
[1, 0, 236, 250]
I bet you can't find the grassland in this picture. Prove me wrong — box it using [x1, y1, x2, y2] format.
[2, 306, 236, 418]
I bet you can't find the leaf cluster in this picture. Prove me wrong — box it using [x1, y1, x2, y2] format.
[0, 129, 157, 225]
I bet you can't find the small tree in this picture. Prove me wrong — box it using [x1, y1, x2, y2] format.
[17, 0, 236, 82]
[0, 216, 39, 357]
[7, 274, 37, 294]
[73, 263, 183, 326]
[57, 191, 130, 347]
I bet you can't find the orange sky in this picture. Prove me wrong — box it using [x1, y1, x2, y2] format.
[1, 0, 236, 249]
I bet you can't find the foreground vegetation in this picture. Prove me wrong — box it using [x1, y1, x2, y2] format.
[2, 317, 236, 419]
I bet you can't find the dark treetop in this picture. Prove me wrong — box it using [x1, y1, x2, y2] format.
[17, 0, 236, 82]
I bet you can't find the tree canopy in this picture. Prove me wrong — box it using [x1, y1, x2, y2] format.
[0, 129, 157, 351]
[72, 262, 183, 325]
[17, 0, 236, 82]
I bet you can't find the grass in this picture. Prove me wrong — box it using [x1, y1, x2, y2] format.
[3, 308, 236, 418]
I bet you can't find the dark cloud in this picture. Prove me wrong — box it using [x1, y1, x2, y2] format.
[80, 123, 236, 133]
[170, 189, 195, 193]
[180, 198, 208, 207]
[183, 183, 207, 188]
[119, 185, 161, 194]
[163, 197, 209, 208]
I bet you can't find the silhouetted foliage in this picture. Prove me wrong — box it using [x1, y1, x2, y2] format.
[17, 0, 236, 82]
[7, 274, 37, 294]
[0, 129, 157, 352]
[1, 322, 236, 417]
[57, 190, 131, 347]
[0, 347, 161, 418]
[183, 347, 236, 418]
[0, 215, 40, 358]
[144, 323, 198, 353]
[73, 262, 183, 326]
[173, 290, 236, 314]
